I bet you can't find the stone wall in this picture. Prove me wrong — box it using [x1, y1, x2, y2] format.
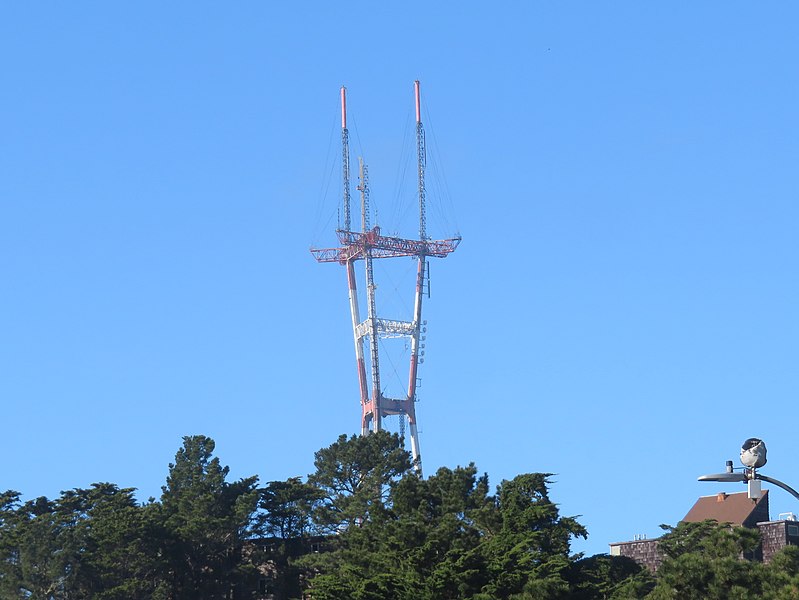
[609, 539, 662, 572]
[758, 520, 799, 563]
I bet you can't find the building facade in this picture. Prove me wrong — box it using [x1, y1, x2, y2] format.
[609, 490, 799, 570]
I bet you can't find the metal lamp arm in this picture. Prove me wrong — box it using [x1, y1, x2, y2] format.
[756, 474, 799, 502]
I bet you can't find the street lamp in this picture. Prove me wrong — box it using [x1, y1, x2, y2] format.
[698, 438, 799, 502]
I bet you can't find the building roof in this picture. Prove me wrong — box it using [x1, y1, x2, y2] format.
[682, 490, 769, 527]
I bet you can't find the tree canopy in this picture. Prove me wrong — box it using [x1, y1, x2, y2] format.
[3, 432, 799, 599]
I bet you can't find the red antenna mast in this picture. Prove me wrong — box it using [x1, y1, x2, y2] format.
[311, 82, 460, 475]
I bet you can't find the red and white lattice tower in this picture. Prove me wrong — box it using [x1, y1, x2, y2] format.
[311, 82, 460, 475]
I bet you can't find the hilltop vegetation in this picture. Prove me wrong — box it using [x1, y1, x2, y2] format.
[2, 433, 799, 599]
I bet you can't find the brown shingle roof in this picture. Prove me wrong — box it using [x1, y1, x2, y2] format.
[682, 490, 769, 527]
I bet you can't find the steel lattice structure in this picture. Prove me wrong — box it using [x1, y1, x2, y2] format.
[311, 82, 460, 475]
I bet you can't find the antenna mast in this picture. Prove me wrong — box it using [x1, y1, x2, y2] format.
[415, 80, 427, 241]
[341, 87, 352, 234]
[358, 158, 382, 430]
[358, 158, 370, 232]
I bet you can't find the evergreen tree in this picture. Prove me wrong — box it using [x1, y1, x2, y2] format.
[477, 473, 587, 599]
[565, 553, 653, 600]
[302, 442, 593, 600]
[0, 491, 24, 598]
[0, 493, 81, 600]
[57, 484, 161, 599]
[761, 545, 799, 598]
[257, 477, 320, 540]
[81, 484, 164, 599]
[159, 435, 259, 599]
[308, 431, 412, 532]
[648, 520, 766, 600]
[20, 434, 799, 599]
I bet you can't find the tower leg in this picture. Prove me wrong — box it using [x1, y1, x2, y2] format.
[408, 419, 422, 476]
[403, 256, 426, 475]
[361, 410, 373, 436]
[347, 260, 370, 433]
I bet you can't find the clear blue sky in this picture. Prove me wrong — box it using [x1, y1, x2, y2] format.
[2, 3, 798, 557]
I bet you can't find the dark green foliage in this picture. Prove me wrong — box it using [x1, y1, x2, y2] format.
[158, 435, 260, 599]
[657, 519, 761, 561]
[16, 433, 799, 599]
[565, 554, 653, 599]
[0, 433, 653, 599]
[257, 477, 321, 539]
[478, 473, 588, 599]
[251, 478, 324, 600]
[649, 520, 766, 600]
[308, 431, 411, 532]
[0, 435, 259, 600]
[0, 485, 162, 599]
[0, 492, 73, 599]
[302, 445, 595, 600]
[63, 484, 163, 599]
[761, 545, 799, 598]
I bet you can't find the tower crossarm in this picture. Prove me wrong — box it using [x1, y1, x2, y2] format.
[354, 318, 416, 340]
[376, 318, 416, 337]
[378, 396, 415, 417]
[310, 227, 461, 264]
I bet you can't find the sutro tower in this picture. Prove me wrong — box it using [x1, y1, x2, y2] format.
[311, 82, 460, 475]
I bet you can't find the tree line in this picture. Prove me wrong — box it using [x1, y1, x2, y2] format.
[2, 432, 799, 599]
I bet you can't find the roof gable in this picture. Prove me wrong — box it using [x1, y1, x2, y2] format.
[682, 490, 769, 527]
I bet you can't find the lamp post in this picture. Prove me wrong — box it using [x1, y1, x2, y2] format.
[697, 438, 799, 502]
